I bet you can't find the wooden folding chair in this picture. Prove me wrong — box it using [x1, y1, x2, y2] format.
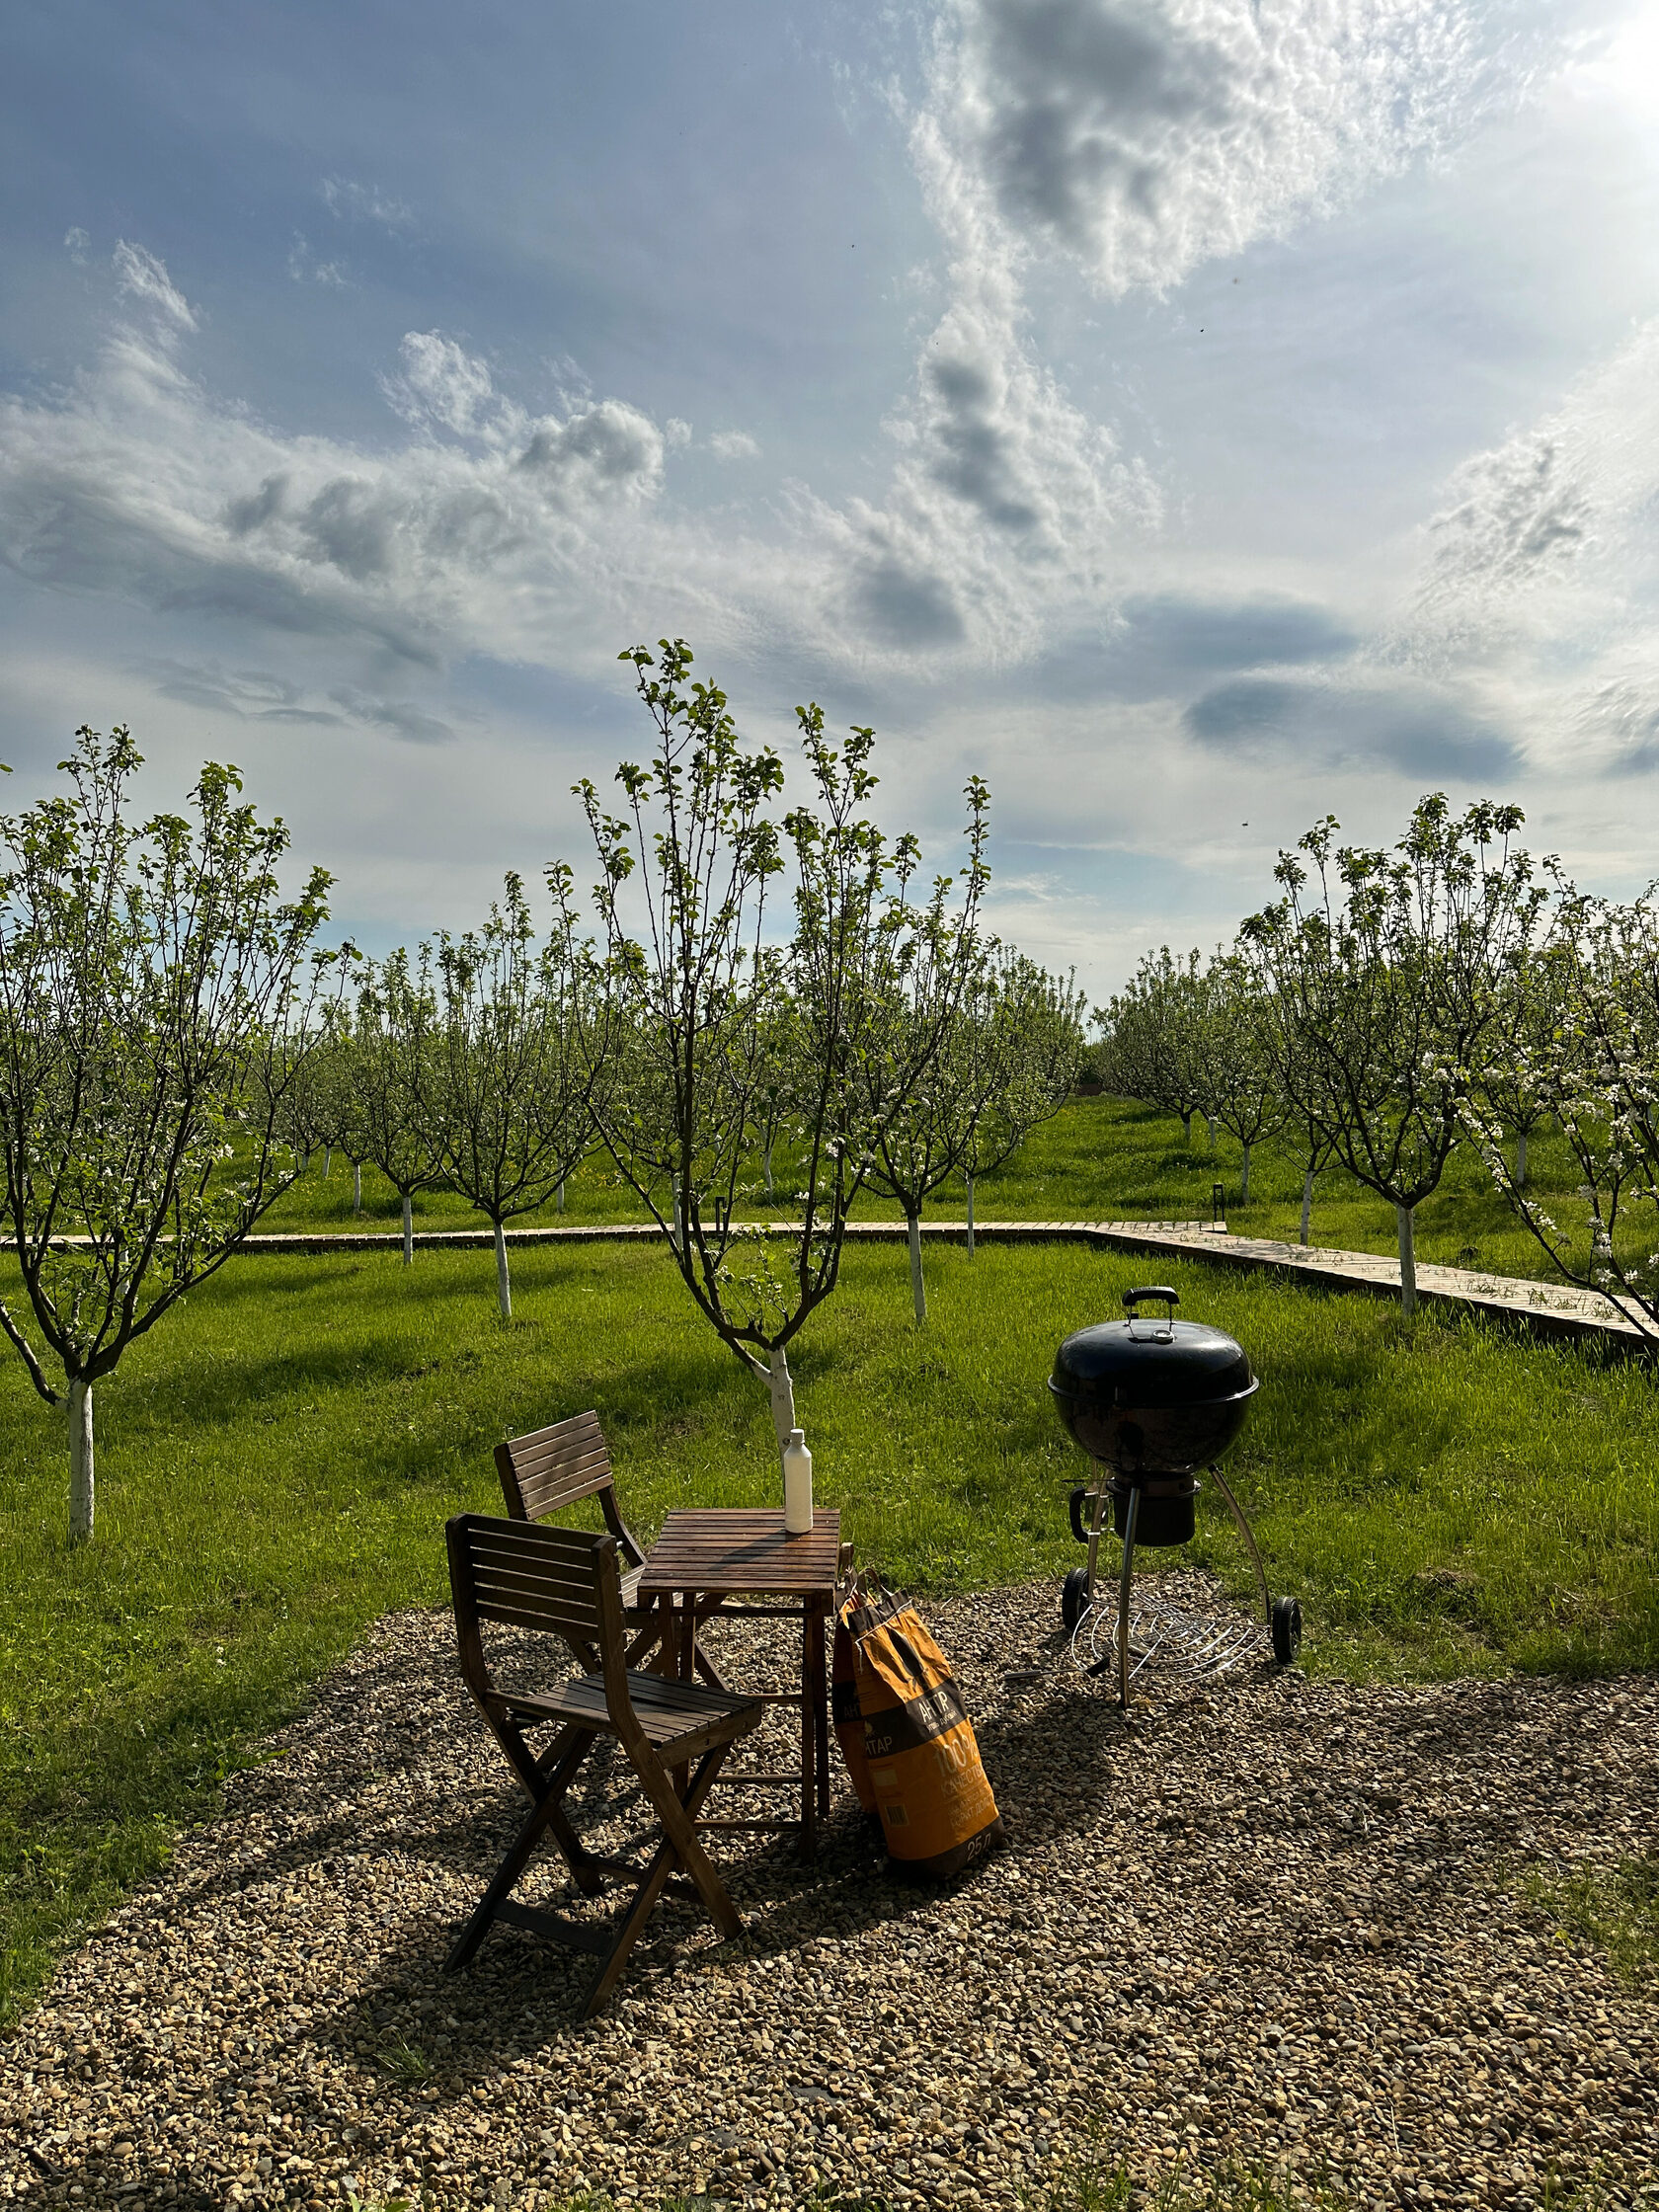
[443, 1513, 764, 2018]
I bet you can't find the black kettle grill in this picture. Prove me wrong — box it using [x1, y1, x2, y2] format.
[1049, 1286, 1302, 1706]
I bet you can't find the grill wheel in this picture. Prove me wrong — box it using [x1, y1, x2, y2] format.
[1062, 1565, 1090, 1630]
[1271, 1596, 1303, 1665]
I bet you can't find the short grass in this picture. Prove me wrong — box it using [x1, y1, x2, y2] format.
[1035, 2143, 1352, 2212]
[262, 1093, 1614, 1293]
[1522, 1855, 1659, 1999]
[3, 1228, 1657, 2026]
[1032, 2140, 1624, 2212]
[348, 2144, 1622, 2211]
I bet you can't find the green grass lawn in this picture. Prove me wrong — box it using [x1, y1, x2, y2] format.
[3, 1224, 1656, 2026]
[263, 1093, 1614, 1292]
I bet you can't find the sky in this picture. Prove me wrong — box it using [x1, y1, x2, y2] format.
[4, 0, 1659, 997]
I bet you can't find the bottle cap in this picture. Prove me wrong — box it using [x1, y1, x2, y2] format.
[788, 1428, 805, 1446]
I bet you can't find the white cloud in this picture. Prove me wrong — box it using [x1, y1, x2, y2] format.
[818, 0, 1574, 678]
[1384, 318, 1659, 782]
[287, 236, 350, 288]
[927, 0, 1594, 297]
[64, 227, 90, 266]
[803, 206, 1159, 658]
[384, 332, 500, 437]
[708, 430, 761, 460]
[665, 418, 693, 448]
[319, 177, 414, 231]
[112, 241, 198, 332]
[0, 246, 1161, 692]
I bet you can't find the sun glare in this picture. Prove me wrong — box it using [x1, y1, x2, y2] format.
[1578, 2, 1659, 117]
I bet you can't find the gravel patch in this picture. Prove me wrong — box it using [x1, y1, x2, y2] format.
[2, 1576, 1657, 2210]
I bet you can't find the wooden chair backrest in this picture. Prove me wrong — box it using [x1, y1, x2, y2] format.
[494, 1410, 643, 1567]
[446, 1515, 625, 1691]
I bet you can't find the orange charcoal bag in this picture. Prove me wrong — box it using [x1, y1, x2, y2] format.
[837, 1577, 1004, 1876]
[831, 1592, 877, 1813]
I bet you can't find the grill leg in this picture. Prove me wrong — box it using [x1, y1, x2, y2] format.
[1117, 1486, 1141, 1712]
[1208, 1462, 1271, 1623]
[1083, 1480, 1108, 1602]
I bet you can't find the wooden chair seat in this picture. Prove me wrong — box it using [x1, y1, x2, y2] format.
[495, 1671, 757, 1759]
[444, 1514, 763, 2018]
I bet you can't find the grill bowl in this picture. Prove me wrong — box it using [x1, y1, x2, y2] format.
[1050, 1292, 1257, 1476]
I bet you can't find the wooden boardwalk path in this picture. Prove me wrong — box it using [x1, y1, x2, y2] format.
[228, 1216, 1645, 1349]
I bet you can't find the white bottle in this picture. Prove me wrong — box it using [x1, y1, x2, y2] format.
[782, 1428, 814, 1535]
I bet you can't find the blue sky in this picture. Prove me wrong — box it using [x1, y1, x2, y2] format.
[4, 0, 1659, 993]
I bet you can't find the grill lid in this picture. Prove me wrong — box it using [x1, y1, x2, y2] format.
[1049, 1286, 1254, 1411]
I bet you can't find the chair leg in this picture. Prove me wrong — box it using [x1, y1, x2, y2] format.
[444, 1729, 598, 1974]
[628, 1742, 743, 1938]
[534, 1732, 610, 1897]
[579, 1744, 738, 2019]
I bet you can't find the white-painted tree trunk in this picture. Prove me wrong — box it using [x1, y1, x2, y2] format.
[556, 1178, 565, 1214]
[1240, 1143, 1252, 1205]
[68, 1377, 94, 1543]
[402, 1192, 414, 1266]
[494, 1221, 512, 1321]
[1208, 1116, 1218, 1149]
[763, 1143, 774, 1197]
[323, 1147, 332, 1180]
[907, 1212, 927, 1323]
[353, 1161, 362, 1215]
[766, 1344, 797, 1458]
[672, 1181, 683, 1255]
[965, 1172, 976, 1258]
[1395, 1203, 1418, 1318]
[1300, 1169, 1314, 1247]
[1180, 1110, 1193, 1145]
[1516, 1130, 1528, 1189]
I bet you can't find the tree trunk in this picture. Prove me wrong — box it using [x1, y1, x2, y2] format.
[1208, 1116, 1218, 1150]
[965, 1172, 976, 1258]
[323, 1147, 332, 1180]
[1395, 1202, 1417, 1319]
[672, 1181, 683, 1255]
[763, 1143, 774, 1197]
[907, 1212, 927, 1324]
[1240, 1143, 1251, 1206]
[766, 1343, 797, 1458]
[1516, 1129, 1528, 1189]
[556, 1177, 565, 1215]
[494, 1221, 513, 1321]
[1300, 1168, 1313, 1247]
[68, 1377, 94, 1543]
[1180, 1110, 1192, 1145]
[402, 1192, 414, 1266]
[353, 1161, 362, 1215]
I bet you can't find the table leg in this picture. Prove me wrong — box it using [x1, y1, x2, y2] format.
[798, 1598, 816, 1861]
[650, 1592, 675, 1679]
[673, 1596, 694, 1804]
[811, 1600, 830, 1820]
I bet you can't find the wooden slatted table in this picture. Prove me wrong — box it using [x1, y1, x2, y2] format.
[636, 1509, 843, 1860]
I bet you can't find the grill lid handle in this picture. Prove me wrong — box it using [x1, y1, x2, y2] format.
[1123, 1284, 1179, 1337]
